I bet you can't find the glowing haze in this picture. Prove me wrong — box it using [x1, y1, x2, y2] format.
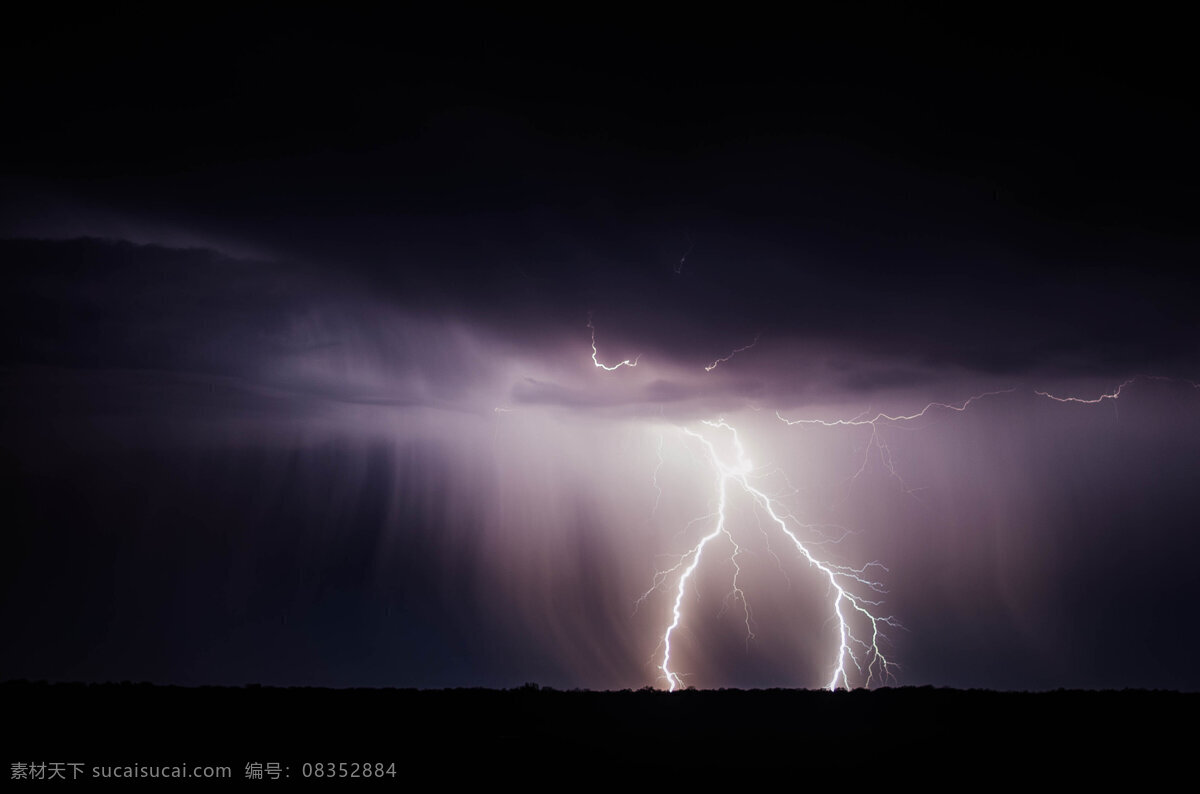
[3, 9, 1199, 692]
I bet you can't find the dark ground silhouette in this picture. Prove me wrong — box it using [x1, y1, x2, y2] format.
[3, 681, 1192, 782]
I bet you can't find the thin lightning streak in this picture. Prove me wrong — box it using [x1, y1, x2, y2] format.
[675, 235, 694, 275]
[776, 388, 1016, 428]
[651, 432, 665, 517]
[704, 332, 762, 372]
[775, 388, 1015, 493]
[1034, 376, 1200, 420]
[653, 422, 897, 691]
[588, 313, 640, 371]
[674, 511, 718, 541]
[722, 530, 757, 650]
[1035, 378, 1136, 404]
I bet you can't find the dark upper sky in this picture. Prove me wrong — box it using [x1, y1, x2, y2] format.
[5, 8, 1197, 375]
[3, 8, 1198, 691]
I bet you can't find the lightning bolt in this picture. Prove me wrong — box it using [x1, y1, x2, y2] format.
[641, 388, 1030, 690]
[1035, 378, 1136, 404]
[647, 420, 898, 691]
[775, 388, 1016, 494]
[650, 432, 665, 517]
[1033, 376, 1199, 419]
[704, 333, 762, 372]
[588, 312, 640, 371]
[675, 235, 694, 275]
[585, 317, 1193, 691]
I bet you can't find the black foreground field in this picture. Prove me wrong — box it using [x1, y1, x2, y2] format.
[3, 681, 1193, 783]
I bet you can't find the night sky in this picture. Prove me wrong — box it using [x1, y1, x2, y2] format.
[3, 9, 1198, 691]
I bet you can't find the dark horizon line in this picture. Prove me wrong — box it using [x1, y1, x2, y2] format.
[5, 679, 1194, 695]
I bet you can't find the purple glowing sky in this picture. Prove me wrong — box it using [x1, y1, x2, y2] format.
[2, 9, 1198, 691]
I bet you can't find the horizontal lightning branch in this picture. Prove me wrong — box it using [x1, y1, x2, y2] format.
[775, 388, 1016, 493]
[588, 313, 640, 371]
[705, 333, 762, 372]
[1035, 378, 1136, 404]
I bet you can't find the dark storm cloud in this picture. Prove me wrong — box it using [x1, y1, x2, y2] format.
[4, 10, 1197, 384]
[9, 236, 1139, 425]
[0, 238, 521, 413]
[641, 377, 760, 405]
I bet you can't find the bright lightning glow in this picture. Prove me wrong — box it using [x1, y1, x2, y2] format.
[648, 420, 898, 692]
[588, 313, 640, 370]
[704, 333, 762, 372]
